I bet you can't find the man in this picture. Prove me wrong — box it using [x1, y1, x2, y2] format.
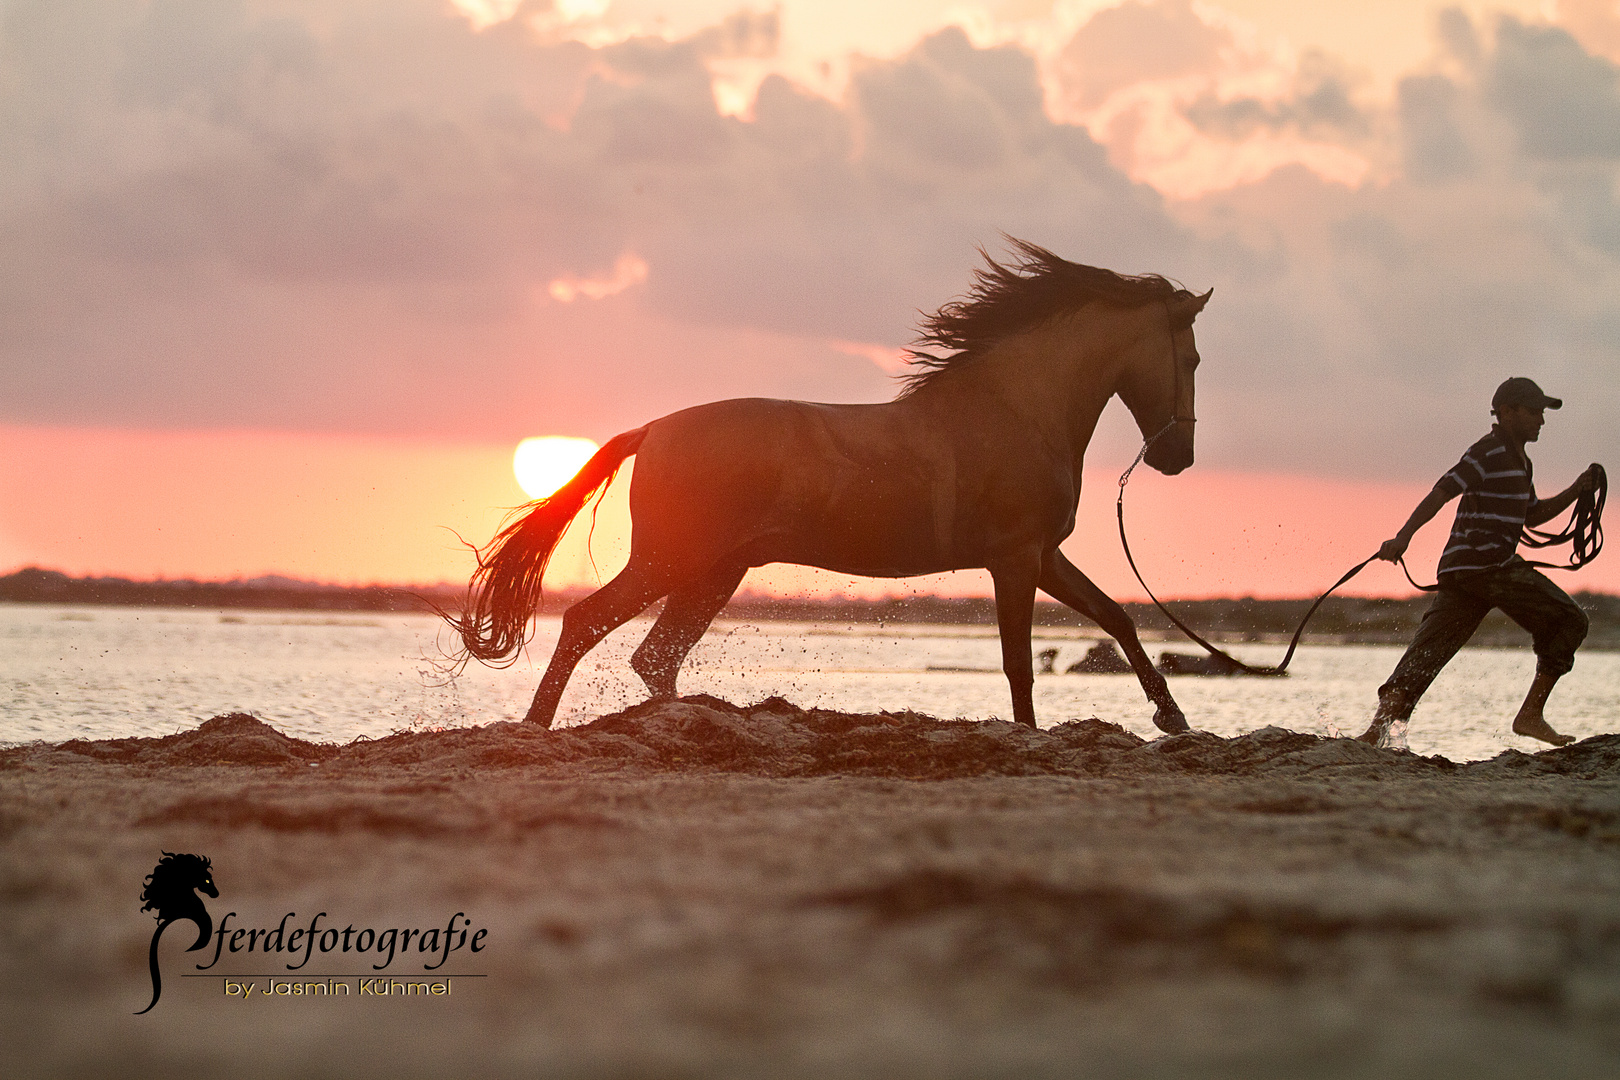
[1359, 377, 1602, 748]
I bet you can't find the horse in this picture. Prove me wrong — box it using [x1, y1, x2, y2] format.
[136, 851, 217, 1015]
[449, 240, 1210, 731]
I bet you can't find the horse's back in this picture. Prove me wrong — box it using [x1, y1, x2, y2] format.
[636, 397, 915, 479]
[627, 397, 952, 575]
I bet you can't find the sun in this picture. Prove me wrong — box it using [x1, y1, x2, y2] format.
[513, 436, 599, 499]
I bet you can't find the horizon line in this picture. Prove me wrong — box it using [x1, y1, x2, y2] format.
[4, 565, 1616, 606]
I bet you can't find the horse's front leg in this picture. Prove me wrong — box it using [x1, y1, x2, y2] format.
[989, 551, 1043, 728]
[1039, 550, 1189, 734]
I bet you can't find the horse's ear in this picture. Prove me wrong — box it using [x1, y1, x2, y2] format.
[1170, 288, 1213, 327]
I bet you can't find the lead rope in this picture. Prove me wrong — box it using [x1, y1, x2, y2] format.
[1114, 425, 1300, 675]
[1111, 432, 1608, 675]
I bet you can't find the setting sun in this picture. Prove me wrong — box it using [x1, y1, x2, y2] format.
[513, 435, 599, 499]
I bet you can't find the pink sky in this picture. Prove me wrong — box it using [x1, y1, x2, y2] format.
[3, 0, 1618, 599]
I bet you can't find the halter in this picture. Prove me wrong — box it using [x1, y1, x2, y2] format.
[1120, 299, 1196, 475]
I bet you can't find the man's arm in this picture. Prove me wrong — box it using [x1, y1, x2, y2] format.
[1525, 464, 1603, 527]
[1377, 486, 1455, 562]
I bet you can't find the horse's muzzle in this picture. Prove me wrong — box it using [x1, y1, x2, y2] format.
[1145, 426, 1194, 475]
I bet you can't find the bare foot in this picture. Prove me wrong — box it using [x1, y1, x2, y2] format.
[1512, 715, 1576, 747]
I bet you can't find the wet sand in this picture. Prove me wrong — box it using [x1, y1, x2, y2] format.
[5, 701, 1620, 1078]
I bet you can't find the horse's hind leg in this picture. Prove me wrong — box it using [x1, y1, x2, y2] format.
[631, 563, 748, 700]
[524, 564, 671, 727]
[1039, 551, 1189, 733]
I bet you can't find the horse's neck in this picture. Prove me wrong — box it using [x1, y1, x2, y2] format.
[156, 882, 208, 920]
[939, 313, 1127, 459]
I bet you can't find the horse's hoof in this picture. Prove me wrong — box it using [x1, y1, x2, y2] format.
[1152, 705, 1189, 734]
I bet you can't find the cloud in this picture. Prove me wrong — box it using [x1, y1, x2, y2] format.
[1, 2, 1191, 444]
[1397, 73, 1473, 182]
[1057, 0, 1231, 109]
[1182, 51, 1368, 142]
[547, 252, 649, 301]
[1557, 0, 1620, 64]
[1036, 0, 1379, 196]
[1178, 12, 1620, 481]
[632, 27, 1185, 342]
[0, 0, 1617, 495]
[829, 339, 911, 375]
[1490, 17, 1620, 160]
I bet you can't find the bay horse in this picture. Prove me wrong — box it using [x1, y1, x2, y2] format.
[451, 240, 1209, 731]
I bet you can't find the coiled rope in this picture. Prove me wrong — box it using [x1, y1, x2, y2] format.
[1521, 462, 1606, 571]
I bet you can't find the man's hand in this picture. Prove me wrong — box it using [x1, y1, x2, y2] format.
[1576, 463, 1604, 496]
[1380, 485, 1453, 563]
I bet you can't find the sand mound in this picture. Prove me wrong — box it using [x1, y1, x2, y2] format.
[13, 697, 1620, 780]
[47, 711, 328, 766]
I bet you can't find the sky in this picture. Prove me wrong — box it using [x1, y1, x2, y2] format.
[2, 0, 1618, 600]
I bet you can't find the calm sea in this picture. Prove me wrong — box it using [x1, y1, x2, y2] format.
[3, 603, 1615, 762]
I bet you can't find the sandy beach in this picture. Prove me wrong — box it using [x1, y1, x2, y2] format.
[5, 700, 1620, 1079]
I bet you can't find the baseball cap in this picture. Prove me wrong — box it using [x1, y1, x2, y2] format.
[1492, 377, 1562, 411]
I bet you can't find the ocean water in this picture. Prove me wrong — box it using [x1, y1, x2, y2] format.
[3, 603, 1616, 762]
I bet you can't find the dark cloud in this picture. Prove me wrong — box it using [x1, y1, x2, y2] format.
[1397, 74, 1473, 182]
[1435, 7, 1484, 70]
[688, 7, 779, 59]
[1484, 17, 1620, 256]
[1489, 17, 1620, 160]
[1184, 52, 1368, 142]
[639, 27, 1182, 343]
[118, 0, 323, 116]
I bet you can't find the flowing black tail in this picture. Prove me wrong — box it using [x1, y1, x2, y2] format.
[447, 428, 647, 665]
[135, 919, 172, 1015]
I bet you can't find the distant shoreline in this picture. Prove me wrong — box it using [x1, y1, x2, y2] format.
[4, 566, 1618, 649]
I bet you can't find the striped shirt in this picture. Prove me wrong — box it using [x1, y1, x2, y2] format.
[1434, 427, 1537, 577]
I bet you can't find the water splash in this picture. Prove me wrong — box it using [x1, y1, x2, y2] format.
[1317, 702, 1344, 739]
[1379, 718, 1410, 752]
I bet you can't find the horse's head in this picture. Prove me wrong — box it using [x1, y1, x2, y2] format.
[141, 852, 217, 918]
[1117, 288, 1210, 475]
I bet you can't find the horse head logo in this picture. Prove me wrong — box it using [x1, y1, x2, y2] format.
[135, 852, 218, 1015]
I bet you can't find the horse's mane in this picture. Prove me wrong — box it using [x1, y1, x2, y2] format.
[140, 852, 212, 919]
[900, 238, 1188, 396]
